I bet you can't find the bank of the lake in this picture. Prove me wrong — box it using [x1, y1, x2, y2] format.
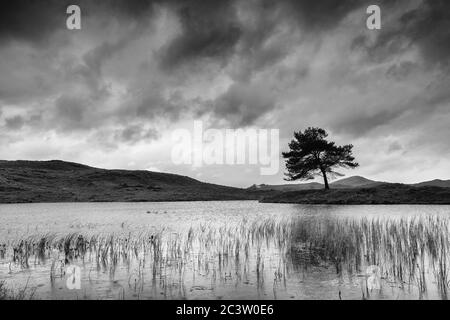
[260, 184, 450, 204]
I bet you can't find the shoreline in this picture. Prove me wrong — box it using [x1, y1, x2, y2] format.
[260, 184, 450, 205]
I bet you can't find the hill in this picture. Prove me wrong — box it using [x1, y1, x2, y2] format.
[331, 176, 383, 188]
[2, 160, 449, 204]
[0, 160, 266, 203]
[412, 179, 450, 188]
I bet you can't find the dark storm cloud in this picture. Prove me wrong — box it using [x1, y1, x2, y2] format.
[1, 111, 43, 133]
[334, 108, 406, 136]
[3, 0, 445, 68]
[151, 0, 375, 123]
[4, 115, 25, 130]
[156, 0, 369, 71]
[333, 74, 450, 136]
[1, 0, 450, 142]
[211, 82, 277, 127]
[352, 0, 450, 67]
[156, 0, 401, 70]
[385, 61, 419, 81]
[128, 88, 193, 123]
[401, 0, 450, 66]
[53, 94, 94, 131]
[75, 28, 148, 99]
[150, 0, 426, 127]
[157, 0, 241, 69]
[387, 141, 402, 153]
[280, 0, 363, 31]
[0, 0, 156, 45]
[116, 125, 160, 144]
[0, 0, 66, 45]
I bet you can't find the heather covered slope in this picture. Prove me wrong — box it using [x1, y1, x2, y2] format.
[0, 160, 265, 203]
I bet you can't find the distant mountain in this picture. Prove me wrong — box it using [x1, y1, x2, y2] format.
[331, 176, 383, 188]
[248, 176, 384, 191]
[0, 160, 266, 203]
[249, 175, 450, 192]
[411, 179, 450, 188]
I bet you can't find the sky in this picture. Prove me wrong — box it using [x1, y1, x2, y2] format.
[0, 0, 449, 188]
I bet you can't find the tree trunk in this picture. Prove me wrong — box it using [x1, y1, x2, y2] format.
[321, 169, 330, 190]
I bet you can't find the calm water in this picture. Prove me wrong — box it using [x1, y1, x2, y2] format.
[1, 201, 450, 300]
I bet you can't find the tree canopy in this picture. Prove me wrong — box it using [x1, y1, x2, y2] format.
[282, 127, 358, 189]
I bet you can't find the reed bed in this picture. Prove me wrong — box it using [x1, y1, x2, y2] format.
[0, 217, 292, 299]
[1, 214, 450, 299]
[291, 215, 450, 299]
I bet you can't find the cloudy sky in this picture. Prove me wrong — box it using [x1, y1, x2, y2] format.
[1, 0, 449, 187]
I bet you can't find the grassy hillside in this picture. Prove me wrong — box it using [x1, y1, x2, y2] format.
[0, 160, 266, 203]
[260, 183, 450, 204]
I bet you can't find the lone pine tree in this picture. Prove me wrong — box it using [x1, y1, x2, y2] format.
[282, 127, 359, 190]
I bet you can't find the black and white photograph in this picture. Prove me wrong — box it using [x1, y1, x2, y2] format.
[1, 0, 450, 311]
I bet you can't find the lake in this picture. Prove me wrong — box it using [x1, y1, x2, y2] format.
[1, 201, 450, 300]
